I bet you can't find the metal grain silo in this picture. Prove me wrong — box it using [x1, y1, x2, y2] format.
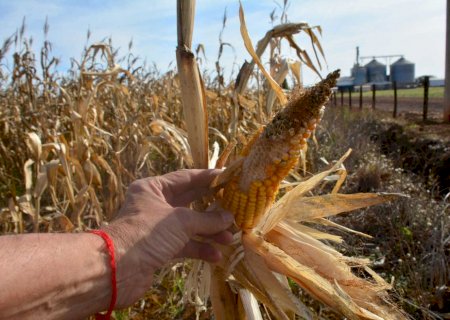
[365, 59, 386, 83]
[351, 63, 367, 85]
[390, 57, 415, 85]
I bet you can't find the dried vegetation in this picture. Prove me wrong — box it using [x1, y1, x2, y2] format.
[0, 3, 448, 320]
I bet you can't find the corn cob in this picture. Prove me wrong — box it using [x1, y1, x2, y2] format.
[222, 70, 340, 229]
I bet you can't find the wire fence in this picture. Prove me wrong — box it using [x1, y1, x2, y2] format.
[331, 76, 444, 121]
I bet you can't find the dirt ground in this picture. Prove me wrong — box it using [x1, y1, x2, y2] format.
[335, 96, 450, 143]
[329, 95, 450, 196]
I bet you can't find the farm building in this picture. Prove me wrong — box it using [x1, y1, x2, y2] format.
[336, 76, 355, 91]
[337, 48, 416, 91]
[366, 59, 387, 83]
[350, 63, 367, 85]
[430, 78, 445, 87]
[390, 57, 415, 85]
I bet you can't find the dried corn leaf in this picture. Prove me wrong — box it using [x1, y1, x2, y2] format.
[72, 158, 88, 187]
[49, 214, 74, 232]
[265, 59, 289, 115]
[26, 132, 42, 161]
[285, 193, 401, 222]
[268, 223, 390, 293]
[237, 94, 257, 110]
[8, 198, 21, 233]
[88, 186, 103, 225]
[215, 139, 237, 169]
[150, 119, 193, 167]
[17, 196, 35, 217]
[235, 21, 319, 94]
[23, 159, 34, 201]
[92, 154, 115, 175]
[288, 60, 302, 86]
[209, 141, 220, 169]
[268, 224, 352, 282]
[243, 232, 382, 319]
[210, 157, 244, 190]
[210, 267, 239, 320]
[238, 288, 263, 320]
[239, 2, 287, 106]
[331, 168, 347, 194]
[214, 242, 295, 318]
[55, 141, 75, 207]
[45, 160, 61, 204]
[83, 159, 102, 186]
[285, 35, 321, 78]
[33, 166, 48, 199]
[306, 27, 327, 66]
[71, 186, 89, 226]
[316, 218, 373, 239]
[209, 127, 228, 146]
[243, 245, 312, 319]
[284, 220, 343, 243]
[275, 222, 344, 257]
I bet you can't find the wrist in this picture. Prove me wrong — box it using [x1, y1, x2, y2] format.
[101, 221, 156, 308]
[81, 232, 115, 313]
[0, 232, 113, 319]
[89, 230, 117, 319]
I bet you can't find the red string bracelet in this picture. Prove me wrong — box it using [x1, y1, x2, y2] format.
[90, 230, 117, 320]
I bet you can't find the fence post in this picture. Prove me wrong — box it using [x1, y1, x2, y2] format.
[444, 0, 450, 122]
[393, 81, 398, 118]
[372, 84, 376, 110]
[333, 91, 337, 106]
[340, 90, 344, 107]
[348, 88, 352, 108]
[359, 85, 363, 110]
[423, 76, 429, 121]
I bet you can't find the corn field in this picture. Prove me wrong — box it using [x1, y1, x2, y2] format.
[0, 2, 448, 319]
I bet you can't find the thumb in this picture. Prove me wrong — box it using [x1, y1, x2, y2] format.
[179, 209, 234, 236]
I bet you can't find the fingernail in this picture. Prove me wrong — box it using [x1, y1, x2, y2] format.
[221, 211, 234, 224]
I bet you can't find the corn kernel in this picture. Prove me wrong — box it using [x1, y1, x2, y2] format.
[220, 70, 339, 230]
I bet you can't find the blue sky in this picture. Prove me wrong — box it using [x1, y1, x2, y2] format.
[0, 0, 446, 86]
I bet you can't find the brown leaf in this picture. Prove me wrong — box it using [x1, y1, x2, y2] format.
[210, 267, 239, 320]
[33, 166, 48, 199]
[83, 159, 102, 186]
[239, 2, 287, 106]
[285, 193, 401, 222]
[243, 244, 312, 319]
[288, 60, 302, 86]
[49, 214, 74, 232]
[26, 132, 42, 161]
[23, 159, 34, 201]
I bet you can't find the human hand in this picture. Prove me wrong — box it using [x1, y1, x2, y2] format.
[103, 169, 234, 307]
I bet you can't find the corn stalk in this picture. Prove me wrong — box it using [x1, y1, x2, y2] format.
[176, 0, 208, 169]
[176, 2, 243, 318]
